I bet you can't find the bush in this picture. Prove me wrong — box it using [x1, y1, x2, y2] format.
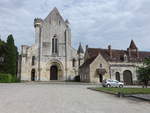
[0, 73, 12, 83]
[0, 73, 19, 83]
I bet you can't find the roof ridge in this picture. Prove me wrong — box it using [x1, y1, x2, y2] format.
[44, 7, 65, 23]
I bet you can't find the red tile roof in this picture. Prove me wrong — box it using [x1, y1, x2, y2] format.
[129, 40, 137, 49]
[85, 48, 150, 63]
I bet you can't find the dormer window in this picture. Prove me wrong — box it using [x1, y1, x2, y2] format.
[124, 54, 128, 62]
[120, 55, 124, 61]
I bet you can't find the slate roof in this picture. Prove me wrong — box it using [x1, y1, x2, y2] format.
[80, 56, 96, 68]
[129, 40, 137, 49]
[86, 48, 150, 62]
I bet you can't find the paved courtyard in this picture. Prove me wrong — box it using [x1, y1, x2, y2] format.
[0, 83, 150, 113]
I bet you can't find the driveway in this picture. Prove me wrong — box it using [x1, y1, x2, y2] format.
[0, 83, 149, 113]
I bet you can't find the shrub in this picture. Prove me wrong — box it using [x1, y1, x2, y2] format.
[0, 73, 12, 83]
[0, 73, 19, 83]
[11, 75, 20, 83]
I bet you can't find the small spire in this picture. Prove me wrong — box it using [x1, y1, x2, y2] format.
[65, 19, 70, 24]
[129, 40, 137, 49]
[86, 45, 88, 50]
[77, 42, 84, 54]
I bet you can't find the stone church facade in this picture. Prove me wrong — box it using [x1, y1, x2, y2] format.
[18, 8, 84, 81]
[80, 40, 150, 84]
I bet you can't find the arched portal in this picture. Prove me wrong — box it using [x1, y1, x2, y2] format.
[115, 72, 120, 81]
[50, 65, 58, 80]
[123, 70, 133, 85]
[31, 69, 35, 81]
[46, 59, 64, 81]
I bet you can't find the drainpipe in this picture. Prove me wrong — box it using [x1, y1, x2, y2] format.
[109, 65, 111, 79]
[38, 27, 42, 81]
[65, 30, 68, 81]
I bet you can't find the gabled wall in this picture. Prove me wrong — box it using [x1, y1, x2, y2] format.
[89, 54, 110, 83]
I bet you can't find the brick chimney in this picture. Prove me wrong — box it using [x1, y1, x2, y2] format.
[108, 45, 112, 58]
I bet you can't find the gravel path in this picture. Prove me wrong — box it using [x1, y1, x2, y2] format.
[0, 83, 150, 113]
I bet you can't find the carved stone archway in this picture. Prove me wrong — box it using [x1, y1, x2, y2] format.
[123, 70, 133, 85]
[46, 59, 64, 80]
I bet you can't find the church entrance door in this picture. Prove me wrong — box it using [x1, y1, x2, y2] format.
[50, 65, 58, 80]
[123, 70, 133, 85]
[99, 74, 103, 82]
[31, 69, 35, 81]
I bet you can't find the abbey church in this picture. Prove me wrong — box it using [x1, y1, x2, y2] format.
[18, 7, 84, 81]
[18, 8, 150, 84]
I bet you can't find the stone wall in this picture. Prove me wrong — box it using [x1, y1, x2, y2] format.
[110, 62, 143, 84]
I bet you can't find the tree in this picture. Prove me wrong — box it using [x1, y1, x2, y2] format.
[137, 58, 150, 88]
[0, 38, 8, 73]
[5, 34, 18, 76]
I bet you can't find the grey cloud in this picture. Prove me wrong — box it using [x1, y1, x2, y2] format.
[0, 0, 150, 51]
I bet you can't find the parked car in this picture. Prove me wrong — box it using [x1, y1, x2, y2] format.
[102, 79, 124, 88]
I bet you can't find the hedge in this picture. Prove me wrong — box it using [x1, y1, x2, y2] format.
[0, 73, 19, 83]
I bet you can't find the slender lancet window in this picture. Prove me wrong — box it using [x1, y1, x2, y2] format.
[52, 35, 58, 54]
[55, 39, 58, 53]
[64, 30, 67, 42]
[72, 58, 76, 67]
[32, 56, 35, 65]
[52, 38, 55, 53]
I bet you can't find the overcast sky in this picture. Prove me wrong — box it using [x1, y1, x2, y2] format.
[0, 0, 150, 51]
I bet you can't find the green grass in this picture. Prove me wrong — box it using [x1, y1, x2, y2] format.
[93, 87, 150, 94]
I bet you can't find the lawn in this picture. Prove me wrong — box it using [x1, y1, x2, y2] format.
[92, 87, 150, 94]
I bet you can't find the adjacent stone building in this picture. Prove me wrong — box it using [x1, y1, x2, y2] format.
[18, 8, 84, 81]
[80, 40, 150, 84]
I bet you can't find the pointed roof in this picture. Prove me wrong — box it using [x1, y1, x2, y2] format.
[65, 19, 70, 24]
[129, 40, 137, 49]
[77, 43, 84, 54]
[44, 7, 64, 22]
[50, 7, 59, 15]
